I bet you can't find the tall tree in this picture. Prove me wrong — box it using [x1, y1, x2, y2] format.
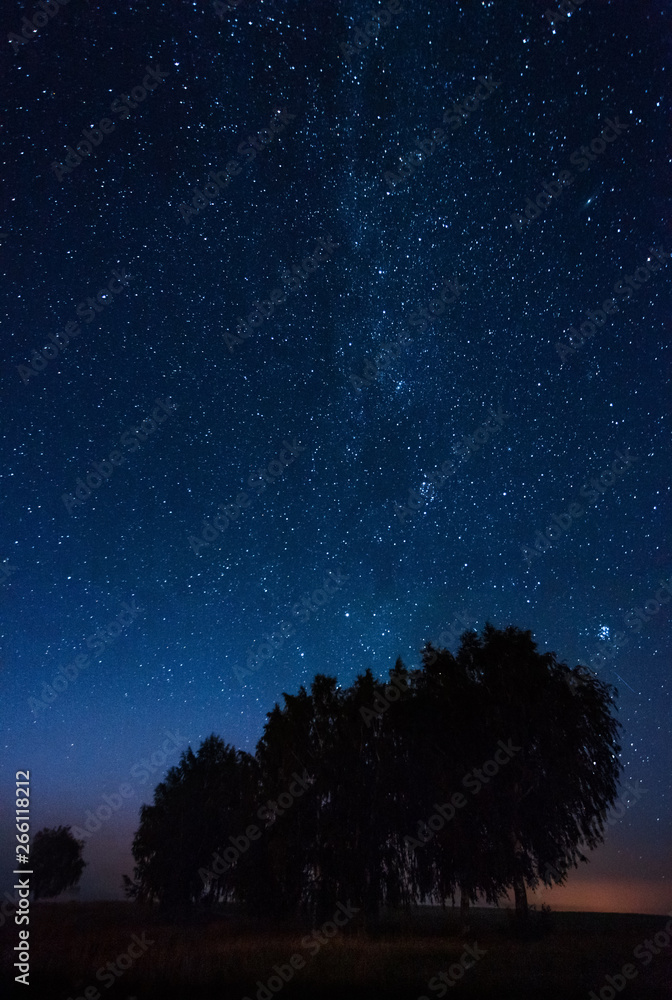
[399, 641, 512, 920]
[124, 735, 256, 908]
[456, 624, 622, 923]
[331, 663, 412, 921]
[252, 666, 410, 923]
[245, 686, 317, 920]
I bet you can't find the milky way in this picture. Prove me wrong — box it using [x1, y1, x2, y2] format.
[1, 0, 670, 905]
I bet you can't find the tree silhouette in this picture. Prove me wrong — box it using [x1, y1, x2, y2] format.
[394, 639, 515, 924]
[125, 735, 256, 908]
[32, 826, 86, 900]
[342, 662, 414, 921]
[453, 624, 622, 924]
[125, 623, 622, 931]
[242, 685, 317, 920]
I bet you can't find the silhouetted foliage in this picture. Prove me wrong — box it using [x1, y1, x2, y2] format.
[124, 735, 257, 908]
[32, 825, 86, 900]
[125, 624, 622, 929]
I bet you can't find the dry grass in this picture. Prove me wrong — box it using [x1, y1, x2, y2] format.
[2, 902, 671, 1000]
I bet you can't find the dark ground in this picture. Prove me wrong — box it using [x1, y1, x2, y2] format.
[2, 902, 671, 1000]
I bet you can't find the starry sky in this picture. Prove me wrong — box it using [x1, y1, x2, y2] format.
[1, 0, 670, 911]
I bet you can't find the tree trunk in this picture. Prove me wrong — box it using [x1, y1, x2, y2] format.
[460, 886, 470, 929]
[509, 795, 528, 925]
[513, 873, 528, 923]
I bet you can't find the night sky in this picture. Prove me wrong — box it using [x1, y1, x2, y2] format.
[1, 0, 670, 912]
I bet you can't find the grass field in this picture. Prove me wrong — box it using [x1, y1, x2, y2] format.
[2, 902, 671, 1000]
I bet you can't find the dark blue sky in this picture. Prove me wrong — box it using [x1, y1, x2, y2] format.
[1, 0, 670, 910]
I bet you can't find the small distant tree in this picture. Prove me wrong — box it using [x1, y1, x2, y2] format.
[32, 826, 86, 900]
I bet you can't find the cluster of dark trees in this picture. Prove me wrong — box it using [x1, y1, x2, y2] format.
[123, 625, 622, 925]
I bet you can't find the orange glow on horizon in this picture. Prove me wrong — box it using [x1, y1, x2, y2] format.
[526, 879, 670, 915]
